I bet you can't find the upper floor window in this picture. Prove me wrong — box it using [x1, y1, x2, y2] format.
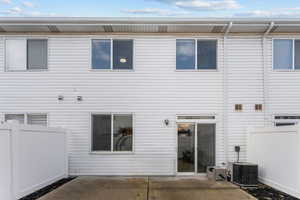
[92, 39, 133, 70]
[5, 39, 48, 71]
[5, 113, 48, 126]
[176, 39, 217, 70]
[273, 39, 300, 70]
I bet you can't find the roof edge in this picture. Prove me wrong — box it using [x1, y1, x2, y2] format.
[0, 17, 300, 24]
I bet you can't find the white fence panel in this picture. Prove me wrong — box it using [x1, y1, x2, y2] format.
[248, 125, 300, 198]
[0, 122, 68, 200]
[0, 125, 12, 200]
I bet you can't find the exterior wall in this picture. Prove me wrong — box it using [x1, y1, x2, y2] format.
[226, 37, 265, 162]
[265, 37, 300, 124]
[0, 35, 224, 175]
[0, 33, 299, 175]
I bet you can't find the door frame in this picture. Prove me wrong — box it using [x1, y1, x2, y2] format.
[176, 115, 217, 176]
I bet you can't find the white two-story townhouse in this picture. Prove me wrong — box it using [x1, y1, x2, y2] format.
[0, 17, 300, 176]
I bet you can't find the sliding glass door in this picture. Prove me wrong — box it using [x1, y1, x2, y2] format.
[177, 122, 216, 174]
[197, 124, 216, 173]
[177, 123, 195, 173]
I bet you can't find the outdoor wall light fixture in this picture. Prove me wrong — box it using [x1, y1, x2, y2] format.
[58, 95, 64, 101]
[164, 119, 169, 126]
[77, 96, 83, 101]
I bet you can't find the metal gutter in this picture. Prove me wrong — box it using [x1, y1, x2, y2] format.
[1, 17, 300, 22]
[0, 17, 300, 25]
[0, 17, 300, 34]
[0, 23, 229, 26]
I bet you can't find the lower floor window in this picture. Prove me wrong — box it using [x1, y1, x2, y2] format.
[92, 113, 133, 152]
[4, 113, 48, 126]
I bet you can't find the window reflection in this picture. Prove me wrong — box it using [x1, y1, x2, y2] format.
[177, 123, 195, 172]
[92, 39, 111, 69]
[113, 114, 133, 151]
[176, 39, 195, 70]
[113, 40, 133, 69]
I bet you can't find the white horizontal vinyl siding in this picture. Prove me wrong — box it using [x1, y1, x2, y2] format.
[226, 37, 264, 162]
[266, 37, 300, 123]
[0, 36, 225, 175]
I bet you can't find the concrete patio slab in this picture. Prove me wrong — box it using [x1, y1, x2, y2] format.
[38, 176, 256, 200]
[149, 177, 256, 200]
[38, 176, 148, 200]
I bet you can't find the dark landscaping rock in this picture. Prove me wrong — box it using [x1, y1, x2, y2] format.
[19, 177, 76, 200]
[242, 183, 299, 200]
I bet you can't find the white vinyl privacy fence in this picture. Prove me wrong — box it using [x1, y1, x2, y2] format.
[248, 125, 300, 199]
[0, 122, 68, 200]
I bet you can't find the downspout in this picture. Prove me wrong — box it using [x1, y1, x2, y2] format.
[262, 22, 274, 126]
[223, 22, 232, 164]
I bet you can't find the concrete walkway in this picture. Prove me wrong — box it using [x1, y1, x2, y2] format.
[38, 176, 256, 200]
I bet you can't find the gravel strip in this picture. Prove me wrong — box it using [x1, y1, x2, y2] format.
[19, 177, 76, 200]
[242, 183, 299, 200]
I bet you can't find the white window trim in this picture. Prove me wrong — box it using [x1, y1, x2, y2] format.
[90, 112, 135, 154]
[4, 112, 49, 126]
[176, 114, 218, 124]
[175, 38, 219, 71]
[272, 38, 300, 71]
[90, 38, 135, 71]
[4, 37, 49, 72]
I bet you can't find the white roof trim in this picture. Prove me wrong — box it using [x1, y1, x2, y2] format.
[0, 17, 300, 34]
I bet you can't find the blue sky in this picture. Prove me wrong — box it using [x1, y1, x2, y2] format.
[1, 0, 300, 17]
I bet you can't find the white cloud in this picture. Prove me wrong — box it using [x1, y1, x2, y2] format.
[149, 0, 191, 3]
[177, 44, 194, 58]
[0, 0, 59, 17]
[1, 0, 11, 4]
[22, 1, 34, 8]
[122, 8, 189, 16]
[175, 0, 240, 11]
[235, 8, 300, 17]
[28, 11, 58, 16]
[148, 0, 240, 11]
[0, 7, 58, 16]
[2, 6, 23, 15]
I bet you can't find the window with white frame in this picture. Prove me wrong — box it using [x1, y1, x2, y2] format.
[91, 39, 133, 70]
[176, 39, 217, 70]
[273, 39, 300, 70]
[4, 113, 48, 126]
[91, 113, 133, 152]
[274, 115, 300, 126]
[5, 39, 48, 71]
